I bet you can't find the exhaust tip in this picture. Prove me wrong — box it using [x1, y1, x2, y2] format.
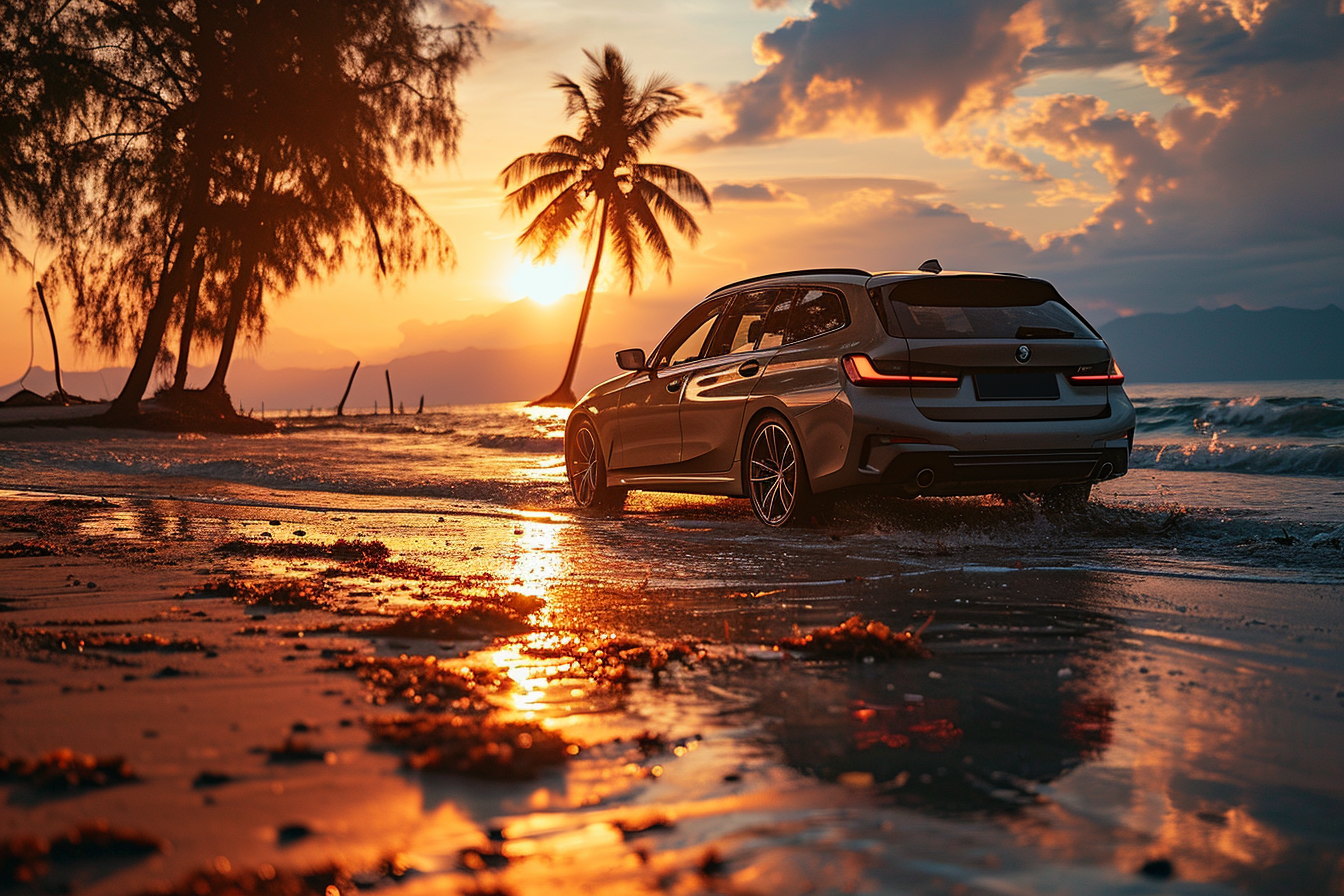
[915, 468, 935, 489]
[1098, 462, 1114, 480]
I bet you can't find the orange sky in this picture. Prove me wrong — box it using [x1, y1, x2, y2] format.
[4, 0, 1342, 386]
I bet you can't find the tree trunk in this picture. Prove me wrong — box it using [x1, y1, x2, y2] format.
[205, 242, 261, 396]
[207, 160, 269, 398]
[170, 251, 206, 392]
[531, 199, 608, 408]
[107, 218, 203, 420]
[34, 282, 66, 405]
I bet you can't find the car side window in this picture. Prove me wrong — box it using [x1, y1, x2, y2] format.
[757, 288, 796, 350]
[706, 289, 782, 358]
[786, 288, 847, 344]
[655, 299, 725, 369]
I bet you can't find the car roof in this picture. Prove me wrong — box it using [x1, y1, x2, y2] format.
[706, 267, 1033, 297]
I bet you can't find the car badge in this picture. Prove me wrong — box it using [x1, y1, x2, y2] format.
[1016, 344, 1031, 363]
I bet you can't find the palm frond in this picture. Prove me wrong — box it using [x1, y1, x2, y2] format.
[503, 168, 585, 216]
[498, 148, 584, 189]
[627, 191, 674, 281]
[636, 179, 701, 245]
[604, 190, 642, 293]
[634, 163, 711, 208]
[516, 183, 589, 260]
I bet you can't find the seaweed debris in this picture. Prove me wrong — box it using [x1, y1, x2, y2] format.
[261, 737, 333, 765]
[117, 855, 412, 896]
[777, 615, 930, 661]
[215, 538, 444, 579]
[1, 623, 211, 655]
[366, 714, 573, 780]
[0, 540, 58, 558]
[0, 748, 138, 792]
[359, 595, 541, 642]
[326, 654, 500, 710]
[226, 578, 331, 611]
[2, 822, 161, 887]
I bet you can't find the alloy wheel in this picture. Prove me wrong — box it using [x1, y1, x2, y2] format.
[568, 424, 601, 507]
[749, 421, 798, 525]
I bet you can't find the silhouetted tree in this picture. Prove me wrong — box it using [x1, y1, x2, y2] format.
[500, 46, 711, 407]
[15, 1, 480, 421]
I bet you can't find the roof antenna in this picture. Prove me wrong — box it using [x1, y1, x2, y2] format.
[918, 259, 942, 274]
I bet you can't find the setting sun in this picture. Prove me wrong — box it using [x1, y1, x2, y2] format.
[506, 251, 585, 305]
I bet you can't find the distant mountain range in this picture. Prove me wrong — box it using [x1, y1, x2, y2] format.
[5, 305, 1341, 411]
[1098, 304, 1344, 382]
[2, 342, 626, 412]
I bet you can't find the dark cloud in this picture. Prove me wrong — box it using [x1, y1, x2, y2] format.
[715, 0, 1041, 144]
[1145, 0, 1344, 113]
[712, 182, 783, 202]
[711, 0, 1158, 145]
[1024, 0, 1153, 71]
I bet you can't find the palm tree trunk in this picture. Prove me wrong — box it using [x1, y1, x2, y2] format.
[170, 251, 206, 392]
[107, 217, 203, 420]
[531, 199, 609, 407]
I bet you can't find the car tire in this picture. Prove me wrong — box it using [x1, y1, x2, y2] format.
[746, 413, 816, 527]
[1041, 483, 1092, 515]
[566, 417, 624, 512]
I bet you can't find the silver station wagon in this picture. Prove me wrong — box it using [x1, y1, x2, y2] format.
[564, 262, 1136, 526]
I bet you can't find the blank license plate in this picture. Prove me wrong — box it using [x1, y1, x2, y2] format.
[974, 372, 1059, 400]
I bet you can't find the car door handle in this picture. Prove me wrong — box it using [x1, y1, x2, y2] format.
[738, 360, 760, 377]
[666, 378, 683, 393]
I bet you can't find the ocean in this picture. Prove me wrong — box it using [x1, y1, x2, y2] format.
[1, 378, 1342, 587]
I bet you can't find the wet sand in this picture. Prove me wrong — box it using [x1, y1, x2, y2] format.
[2, 491, 1343, 896]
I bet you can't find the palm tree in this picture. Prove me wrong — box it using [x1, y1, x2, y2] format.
[500, 46, 711, 407]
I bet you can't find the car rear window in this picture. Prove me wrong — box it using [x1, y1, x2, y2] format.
[882, 276, 1096, 340]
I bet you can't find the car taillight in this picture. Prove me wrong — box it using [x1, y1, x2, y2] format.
[1067, 357, 1125, 386]
[843, 354, 960, 386]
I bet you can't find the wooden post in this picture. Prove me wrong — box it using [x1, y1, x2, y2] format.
[384, 369, 394, 415]
[336, 361, 360, 416]
[34, 282, 67, 405]
[416, 395, 424, 414]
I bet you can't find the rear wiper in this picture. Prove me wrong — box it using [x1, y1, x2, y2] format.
[1015, 326, 1074, 339]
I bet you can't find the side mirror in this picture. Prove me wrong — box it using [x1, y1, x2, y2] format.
[615, 348, 647, 371]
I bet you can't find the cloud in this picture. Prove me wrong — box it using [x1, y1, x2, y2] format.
[713, 0, 1047, 144]
[711, 182, 785, 203]
[703, 0, 1344, 317]
[1024, 0, 1157, 70]
[430, 0, 500, 28]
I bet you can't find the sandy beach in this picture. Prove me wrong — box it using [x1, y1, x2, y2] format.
[3, 471, 1343, 895]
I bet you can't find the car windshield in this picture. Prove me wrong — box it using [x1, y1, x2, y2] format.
[882, 276, 1096, 340]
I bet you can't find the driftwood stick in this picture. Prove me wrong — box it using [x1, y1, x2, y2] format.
[336, 360, 360, 416]
[35, 282, 67, 405]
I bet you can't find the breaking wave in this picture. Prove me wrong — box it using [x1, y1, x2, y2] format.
[1135, 394, 1344, 440]
[1132, 441, 1344, 478]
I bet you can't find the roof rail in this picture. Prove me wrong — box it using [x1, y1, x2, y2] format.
[708, 267, 873, 295]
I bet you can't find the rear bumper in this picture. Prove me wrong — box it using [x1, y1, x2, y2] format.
[874, 445, 1129, 497]
[803, 383, 1136, 496]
